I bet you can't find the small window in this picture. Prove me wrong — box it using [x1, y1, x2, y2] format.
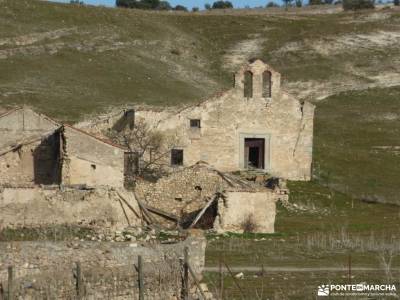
[190, 119, 201, 128]
[171, 149, 183, 166]
[91, 164, 96, 170]
[244, 71, 253, 98]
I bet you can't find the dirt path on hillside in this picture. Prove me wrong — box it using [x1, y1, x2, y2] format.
[204, 266, 400, 272]
[223, 35, 265, 71]
[286, 72, 400, 101]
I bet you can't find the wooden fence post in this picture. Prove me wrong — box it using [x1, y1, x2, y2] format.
[219, 258, 224, 300]
[138, 255, 144, 300]
[7, 266, 13, 300]
[182, 246, 189, 300]
[75, 262, 83, 300]
[223, 261, 245, 300]
[348, 253, 352, 285]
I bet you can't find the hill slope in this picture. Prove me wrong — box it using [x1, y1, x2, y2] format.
[0, 1, 399, 121]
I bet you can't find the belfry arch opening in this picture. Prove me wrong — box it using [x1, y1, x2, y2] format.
[262, 71, 272, 98]
[243, 71, 253, 98]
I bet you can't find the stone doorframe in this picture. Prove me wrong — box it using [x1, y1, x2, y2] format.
[238, 132, 271, 171]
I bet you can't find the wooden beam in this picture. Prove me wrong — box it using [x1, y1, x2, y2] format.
[188, 195, 218, 229]
[140, 202, 179, 222]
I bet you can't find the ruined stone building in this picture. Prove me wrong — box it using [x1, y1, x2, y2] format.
[0, 107, 135, 230]
[136, 59, 315, 180]
[0, 107, 126, 187]
[136, 162, 280, 233]
[83, 59, 315, 181]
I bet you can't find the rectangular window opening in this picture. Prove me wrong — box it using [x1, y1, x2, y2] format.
[190, 119, 201, 128]
[171, 149, 184, 166]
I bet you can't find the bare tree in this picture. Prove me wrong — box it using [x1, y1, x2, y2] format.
[109, 119, 178, 180]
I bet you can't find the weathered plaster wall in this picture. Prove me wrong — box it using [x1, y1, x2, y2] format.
[61, 126, 125, 187]
[0, 187, 140, 230]
[215, 191, 276, 233]
[134, 60, 314, 180]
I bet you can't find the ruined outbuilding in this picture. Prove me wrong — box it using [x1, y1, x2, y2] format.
[136, 162, 283, 233]
[0, 107, 126, 187]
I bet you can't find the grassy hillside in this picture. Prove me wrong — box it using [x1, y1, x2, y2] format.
[0, 1, 399, 121]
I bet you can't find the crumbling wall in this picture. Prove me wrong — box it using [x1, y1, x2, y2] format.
[136, 166, 226, 218]
[0, 234, 206, 299]
[61, 126, 125, 187]
[0, 142, 38, 185]
[135, 163, 277, 233]
[215, 191, 276, 233]
[0, 187, 140, 230]
[0, 133, 61, 186]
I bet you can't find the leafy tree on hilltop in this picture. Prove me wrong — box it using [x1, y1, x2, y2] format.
[116, 0, 172, 10]
[212, 1, 234, 9]
[342, 0, 375, 10]
[266, 1, 280, 7]
[174, 4, 188, 11]
[282, 0, 294, 9]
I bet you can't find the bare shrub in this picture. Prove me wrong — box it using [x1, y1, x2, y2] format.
[109, 118, 178, 180]
[241, 214, 258, 233]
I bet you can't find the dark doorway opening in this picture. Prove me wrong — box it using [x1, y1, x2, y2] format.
[33, 131, 62, 185]
[244, 138, 265, 169]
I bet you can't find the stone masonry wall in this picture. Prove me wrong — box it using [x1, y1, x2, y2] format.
[0, 187, 140, 230]
[0, 133, 61, 186]
[136, 166, 226, 218]
[0, 234, 206, 299]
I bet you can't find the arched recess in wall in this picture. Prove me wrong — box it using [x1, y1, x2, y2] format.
[243, 71, 253, 98]
[262, 70, 272, 98]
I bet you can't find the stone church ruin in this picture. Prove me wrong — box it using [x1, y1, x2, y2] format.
[81, 59, 315, 180]
[0, 59, 314, 235]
